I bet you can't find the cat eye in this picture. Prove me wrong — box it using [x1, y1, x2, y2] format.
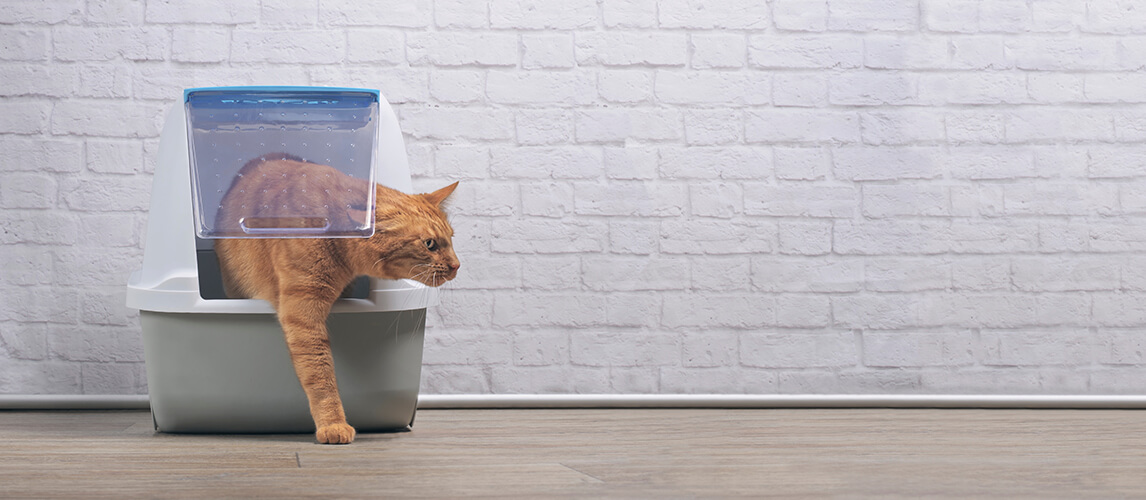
[424, 239, 437, 251]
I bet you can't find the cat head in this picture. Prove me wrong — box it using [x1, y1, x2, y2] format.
[361, 182, 461, 287]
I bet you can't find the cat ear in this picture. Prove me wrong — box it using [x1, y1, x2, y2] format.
[423, 181, 459, 207]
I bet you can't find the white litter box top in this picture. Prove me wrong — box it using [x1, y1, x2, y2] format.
[127, 87, 434, 314]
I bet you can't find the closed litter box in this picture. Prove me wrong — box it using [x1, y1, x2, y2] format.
[127, 87, 437, 433]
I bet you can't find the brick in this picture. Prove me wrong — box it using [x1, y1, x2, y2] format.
[919, 73, 1027, 105]
[319, 0, 429, 26]
[512, 329, 569, 366]
[605, 146, 658, 180]
[776, 295, 831, 328]
[491, 219, 607, 254]
[570, 331, 679, 367]
[750, 35, 863, 69]
[576, 32, 687, 67]
[523, 33, 574, 70]
[81, 288, 132, 326]
[493, 292, 606, 327]
[834, 147, 943, 181]
[346, 29, 404, 65]
[58, 175, 150, 212]
[660, 219, 776, 255]
[574, 181, 687, 217]
[1034, 146, 1088, 179]
[684, 110, 741, 146]
[0, 138, 83, 172]
[656, 71, 769, 106]
[0, 248, 53, 286]
[949, 221, 1038, 254]
[918, 293, 1039, 328]
[752, 257, 864, 293]
[828, 0, 919, 31]
[433, 145, 489, 180]
[435, 0, 488, 28]
[422, 366, 490, 393]
[1003, 183, 1117, 216]
[951, 257, 1010, 291]
[981, 330, 1094, 366]
[423, 329, 512, 366]
[487, 70, 596, 106]
[447, 181, 516, 217]
[520, 181, 573, 218]
[658, 147, 771, 180]
[54, 248, 141, 286]
[774, 147, 830, 180]
[833, 294, 921, 329]
[491, 146, 603, 180]
[773, 0, 828, 31]
[690, 34, 746, 69]
[0, 28, 48, 61]
[682, 330, 738, 367]
[407, 32, 517, 67]
[865, 331, 975, 367]
[829, 72, 917, 105]
[86, 139, 143, 175]
[0, 64, 78, 97]
[171, 27, 228, 63]
[258, 0, 319, 27]
[658, 0, 769, 28]
[690, 182, 742, 218]
[145, 0, 257, 23]
[862, 184, 949, 218]
[1032, 0, 1085, 32]
[605, 293, 662, 327]
[747, 110, 859, 143]
[489, 366, 608, 393]
[691, 256, 752, 291]
[0, 360, 81, 394]
[0, 172, 56, 209]
[582, 256, 688, 292]
[1098, 329, 1146, 365]
[53, 27, 167, 61]
[628, 110, 683, 142]
[946, 147, 1035, 180]
[950, 36, 1009, 69]
[741, 331, 856, 368]
[431, 290, 493, 328]
[52, 100, 164, 138]
[979, 0, 1033, 32]
[0, 211, 78, 245]
[1088, 146, 1146, 179]
[2, 288, 79, 324]
[744, 183, 856, 218]
[0, 101, 49, 134]
[946, 111, 1005, 144]
[232, 30, 345, 64]
[950, 183, 1004, 217]
[429, 70, 485, 104]
[402, 108, 513, 142]
[860, 110, 945, 145]
[866, 257, 951, 292]
[311, 66, 428, 104]
[81, 362, 143, 394]
[835, 220, 950, 255]
[777, 221, 831, 255]
[0, 323, 47, 361]
[0, 0, 82, 24]
[602, 0, 657, 28]
[515, 110, 574, 145]
[1012, 257, 1120, 292]
[608, 220, 659, 255]
[76, 64, 131, 98]
[921, 0, 978, 33]
[864, 36, 948, 69]
[575, 110, 631, 144]
[772, 72, 829, 107]
[1084, 0, 1146, 34]
[1005, 37, 1118, 71]
[78, 213, 139, 248]
[520, 255, 580, 290]
[598, 70, 654, 104]
[661, 293, 776, 328]
[490, 0, 596, 29]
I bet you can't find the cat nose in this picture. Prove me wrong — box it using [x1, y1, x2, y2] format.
[448, 262, 460, 271]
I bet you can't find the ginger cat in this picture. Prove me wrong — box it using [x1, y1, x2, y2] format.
[214, 154, 460, 444]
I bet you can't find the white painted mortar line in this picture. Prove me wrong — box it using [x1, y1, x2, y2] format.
[4, 394, 1146, 410]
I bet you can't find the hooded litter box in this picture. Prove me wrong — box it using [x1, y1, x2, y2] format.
[127, 87, 436, 433]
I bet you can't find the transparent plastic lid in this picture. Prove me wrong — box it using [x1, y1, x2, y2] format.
[185, 87, 380, 238]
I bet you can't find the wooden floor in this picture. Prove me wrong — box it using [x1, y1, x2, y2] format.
[3, 408, 1146, 498]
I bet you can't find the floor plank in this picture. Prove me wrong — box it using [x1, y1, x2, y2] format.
[1, 408, 1145, 498]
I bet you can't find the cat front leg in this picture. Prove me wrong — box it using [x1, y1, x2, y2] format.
[277, 292, 356, 444]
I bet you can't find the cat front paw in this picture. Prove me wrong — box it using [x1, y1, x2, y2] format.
[316, 423, 356, 444]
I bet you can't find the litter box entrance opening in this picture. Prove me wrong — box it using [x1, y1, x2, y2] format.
[194, 237, 369, 301]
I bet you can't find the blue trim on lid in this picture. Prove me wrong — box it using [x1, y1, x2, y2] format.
[184, 86, 380, 103]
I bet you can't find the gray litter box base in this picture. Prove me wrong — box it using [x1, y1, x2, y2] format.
[140, 309, 425, 434]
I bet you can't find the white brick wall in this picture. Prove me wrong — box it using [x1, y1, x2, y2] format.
[5, 0, 1146, 396]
